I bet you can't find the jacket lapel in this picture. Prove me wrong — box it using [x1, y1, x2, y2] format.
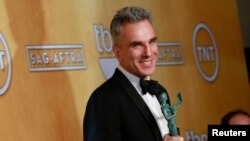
[113, 69, 162, 141]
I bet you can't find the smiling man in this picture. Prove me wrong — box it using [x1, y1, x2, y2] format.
[113, 19, 158, 78]
[83, 6, 183, 141]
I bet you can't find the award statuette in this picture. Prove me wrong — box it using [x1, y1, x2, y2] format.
[159, 92, 182, 136]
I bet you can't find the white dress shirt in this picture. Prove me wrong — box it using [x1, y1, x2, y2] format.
[118, 65, 169, 137]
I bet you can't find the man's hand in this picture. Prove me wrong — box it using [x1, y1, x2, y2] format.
[163, 134, 184, 141]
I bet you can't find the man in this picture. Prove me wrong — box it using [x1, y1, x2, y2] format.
[84, 6, 183, 141]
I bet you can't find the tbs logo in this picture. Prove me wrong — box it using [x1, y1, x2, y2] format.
[93, 24, 117, 79]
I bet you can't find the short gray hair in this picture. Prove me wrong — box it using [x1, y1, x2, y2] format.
[110, 6, 153, 46]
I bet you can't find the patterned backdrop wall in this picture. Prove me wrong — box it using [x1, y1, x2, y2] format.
[0, 0, 249, 141]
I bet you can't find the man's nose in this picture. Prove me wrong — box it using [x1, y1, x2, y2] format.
[143, 45, 152, 56]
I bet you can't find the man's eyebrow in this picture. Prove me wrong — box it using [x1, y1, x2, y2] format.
[129, 41, 142, 46]
[150, 37, 158, 42]
[129, 36, 158, 46]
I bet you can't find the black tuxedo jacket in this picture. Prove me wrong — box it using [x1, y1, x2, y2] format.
[84, 69, 171, 141]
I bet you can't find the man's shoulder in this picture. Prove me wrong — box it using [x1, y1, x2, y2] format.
[91, 76, 122, 97]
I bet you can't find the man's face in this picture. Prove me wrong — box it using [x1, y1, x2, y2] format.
[113, 20, 158, 78]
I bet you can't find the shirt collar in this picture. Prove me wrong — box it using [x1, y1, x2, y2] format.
[117, 65, 143, 95]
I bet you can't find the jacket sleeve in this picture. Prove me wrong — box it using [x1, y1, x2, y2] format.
[83, 90, 121, 141]
[83, 93, 104, 141]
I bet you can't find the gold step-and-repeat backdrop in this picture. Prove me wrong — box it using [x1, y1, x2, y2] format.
[0, 0, 249, 140]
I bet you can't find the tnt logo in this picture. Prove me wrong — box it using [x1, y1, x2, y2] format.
[0, 32, 12, 95]
[192, 23, 219, 82]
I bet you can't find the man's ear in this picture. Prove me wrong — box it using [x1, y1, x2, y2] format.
[113, 46, 120, 58]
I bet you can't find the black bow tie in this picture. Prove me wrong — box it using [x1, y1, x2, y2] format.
[140, 79, 159, 95]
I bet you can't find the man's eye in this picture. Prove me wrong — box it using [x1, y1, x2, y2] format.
[149, 37, 158, 45]
[150, 39, 157, 44]
[132, 43, 142, 48]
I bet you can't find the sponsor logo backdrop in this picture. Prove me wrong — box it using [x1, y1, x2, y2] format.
[0, 0, 249, 141]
